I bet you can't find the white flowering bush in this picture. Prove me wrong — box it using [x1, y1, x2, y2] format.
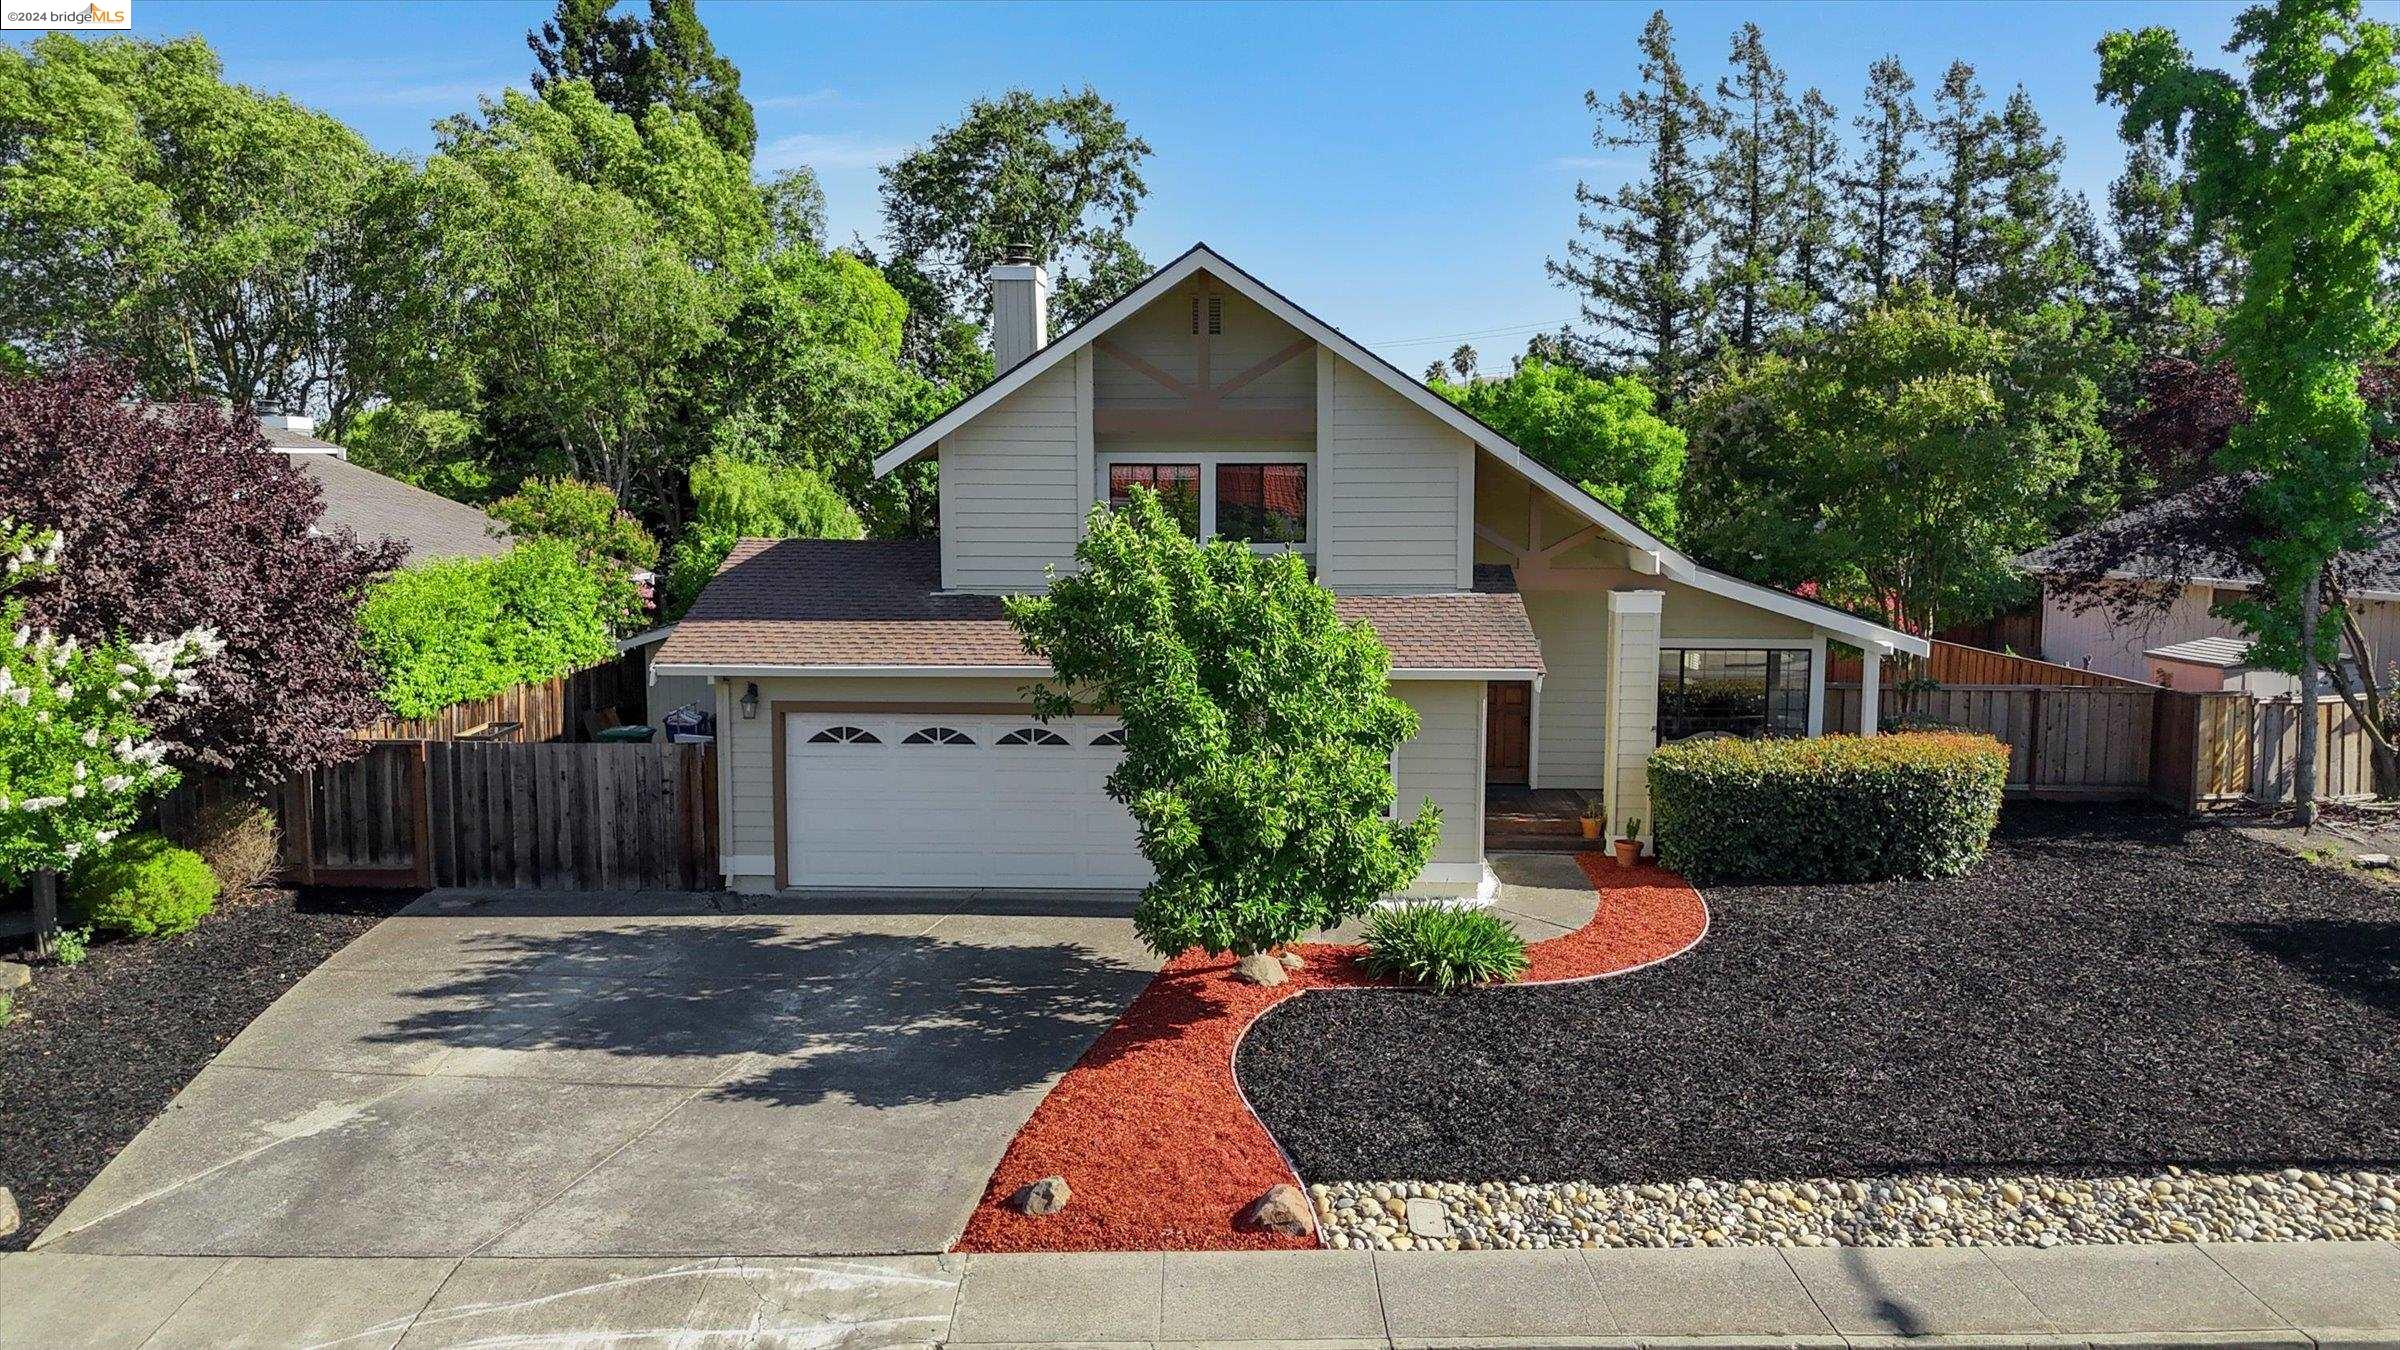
[0, 523, 222, 887]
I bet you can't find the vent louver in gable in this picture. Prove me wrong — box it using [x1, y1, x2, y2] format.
[1190, 294, 1223, 335]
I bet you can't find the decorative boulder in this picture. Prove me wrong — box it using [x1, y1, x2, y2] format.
[0, 1186, 17, 1239]
[0, 961, 27, 992]
[1235, 953, 1288, 986]
[1277, 950, 1306, 971]
[1010, 1175, 1071, 1216]
[1240, 1183, 1316, 1237]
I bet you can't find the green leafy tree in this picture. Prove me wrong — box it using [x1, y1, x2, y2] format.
[1706, 23, 1792, 358]
[1435, 360, 1685, 542]
[488, 477, 659, 631]
[661, 453, 864, 617]
[345, 403, 492, 503]
[1683, 295, 2102, 633]
[0, 522, 221, 886]
[528, 0, 755, 162]
[2099, 0, 2400, 823]
[2105, 133, 2240, 359]
[0, 35, 400, 432]
[1549, 9, 1717, 409]
[879, 86, 1153, 363]
[358, 538, 617, 719]
[1006, 488, 1439, 960]
[1841, 55, 1928, 302]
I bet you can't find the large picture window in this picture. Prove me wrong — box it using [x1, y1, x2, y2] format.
[1101, 454, 1311, 549]
[1657, 648, 1811, 742]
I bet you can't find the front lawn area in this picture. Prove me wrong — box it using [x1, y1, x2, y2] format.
[1239, 803, 2399, 1184]
[0, 887, 412, 1250]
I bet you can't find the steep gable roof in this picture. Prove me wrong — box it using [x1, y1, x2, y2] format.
[874, 242, 1925, 656]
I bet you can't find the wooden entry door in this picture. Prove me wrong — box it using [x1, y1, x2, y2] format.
[1486, 681, 1531, 785]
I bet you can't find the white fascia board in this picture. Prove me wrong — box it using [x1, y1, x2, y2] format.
[616, 625, 676, 652]
[649, 663, 1050, 679]
[1680, 567, 1931, 657]
[1390, 666, 1542, 681]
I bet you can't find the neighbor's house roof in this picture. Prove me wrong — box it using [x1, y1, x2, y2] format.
[653, 539, 1544, 679]
[266, 422, 511, 563]
[2144, 636, 2253, 668]
[868, 241, 1927, 658]
[2018, 476, 2400, 601]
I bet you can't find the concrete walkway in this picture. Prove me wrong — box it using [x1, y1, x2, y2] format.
[31, 887, 1161, 1259]
[2, 1241, 2394, 1347]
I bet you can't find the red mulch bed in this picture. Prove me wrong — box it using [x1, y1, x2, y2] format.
[955, 856, 1709, 1252]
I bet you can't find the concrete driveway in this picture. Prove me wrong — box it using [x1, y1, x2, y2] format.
[31, 888, 1159, 1259]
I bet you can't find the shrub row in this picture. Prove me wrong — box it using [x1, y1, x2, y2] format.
[1647, 731, 2008, 883]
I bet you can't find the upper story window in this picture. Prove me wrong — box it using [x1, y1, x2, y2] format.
[1108, 463, 1201, 537]
[1103, 454, 1311, 550]
[1215, 463, 1307, 545]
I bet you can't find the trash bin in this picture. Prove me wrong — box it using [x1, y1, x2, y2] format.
[661, 702, 715, 743]
[595, 724, 656, 744]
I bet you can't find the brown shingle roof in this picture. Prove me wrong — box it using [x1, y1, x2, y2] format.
[654, 538, 1543, 675]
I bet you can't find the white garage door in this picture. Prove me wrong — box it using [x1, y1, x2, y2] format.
[785, 712, 1153, 889]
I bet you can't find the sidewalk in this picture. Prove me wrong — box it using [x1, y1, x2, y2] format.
[1, 1241, 2394, 1348]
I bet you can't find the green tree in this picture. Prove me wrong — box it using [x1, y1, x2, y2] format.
[1840, 55, 1928, 302]
[1977, 87, 2090, 319]
[1682, 295, 2102, 634]
[1435, 360, 1685, 542]
[1005, 488, 1439, 962]
[1776, 87, 1845, 327]
[345, 403, 492, 503]
[528, 0, 755, 162]
[0, 35, 399, 432]
[661, 452, 864, 617]
[1549, 9, 1718, 409]
[358, 538, 618, 720]
[879, 86, 1152, 364]
[2100, 0, 2400, 823]
[2105, 133, 2239, 358]
[488, 477, 659, 631]
[1706, 23, 1792, 359]
[1918, 61, 2000, 301]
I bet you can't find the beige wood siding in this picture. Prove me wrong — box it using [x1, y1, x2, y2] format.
[1605, 597, 1663, 843]
[1522, 589, 1610, 788]
[940, 360, 1086, 593]
[1394, 679, 1486, 870]
[1093, 286, 1312, 412]
[1320, 355, 1470, 593]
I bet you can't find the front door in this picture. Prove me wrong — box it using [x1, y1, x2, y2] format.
[1485, 681, 1531, 786]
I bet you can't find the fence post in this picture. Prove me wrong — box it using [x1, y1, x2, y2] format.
[2025, 687, 2046, 791]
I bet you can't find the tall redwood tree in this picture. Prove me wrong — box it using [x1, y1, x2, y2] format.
[0, 364, 399, 787]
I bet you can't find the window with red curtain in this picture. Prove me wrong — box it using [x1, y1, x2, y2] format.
[1214, 463, 1308, 543]
[1106, 463, 1200, 537]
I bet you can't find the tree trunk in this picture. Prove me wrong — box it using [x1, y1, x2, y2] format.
[2372, 741, 2400, 799]
[29, 868, 57, 961]
[2295, 572, 2322, 828]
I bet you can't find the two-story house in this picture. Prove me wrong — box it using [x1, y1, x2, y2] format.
[653, 244, 1925, 897]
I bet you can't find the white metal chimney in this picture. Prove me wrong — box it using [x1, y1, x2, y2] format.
[259, 412, 316, 437]
[987, 242, 1049, 372]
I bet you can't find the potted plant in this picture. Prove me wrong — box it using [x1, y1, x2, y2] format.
[1613, 817, 1644, 868]
[1578, 793, 1604, 840]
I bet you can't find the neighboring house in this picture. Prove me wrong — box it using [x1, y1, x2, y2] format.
[259, 414, 511, 563]
[654, 244, 1925, 897]
[2018, 478, 2400, 689]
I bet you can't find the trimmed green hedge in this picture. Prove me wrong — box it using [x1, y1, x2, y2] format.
[1648, 732, 2009, 883]
[67, 832, 219, 937]
[358, 539, 617, 719]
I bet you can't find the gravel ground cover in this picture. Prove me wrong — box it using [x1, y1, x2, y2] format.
[1240, 804, 2400, 1199]
[0, 887, 412, 1250]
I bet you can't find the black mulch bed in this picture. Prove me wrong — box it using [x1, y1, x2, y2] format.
[0, 887, 415, 1250]
[1239, 803, 2400, 1185]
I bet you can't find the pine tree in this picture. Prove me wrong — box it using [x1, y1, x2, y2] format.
[1977, 87, 2086, 317]
[1548, 9, 1717, 409]
[1840, 55, 1927, 302]
[1704, 23, 1790, 358]
[1776, 87, 1844, 327]
[527, 0, 755, 162]
[2105, 133, 2240, 355]
[1920, 61, 1999, 299]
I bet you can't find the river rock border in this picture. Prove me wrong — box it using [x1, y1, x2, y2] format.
[1315, 1167, 2400, 1250]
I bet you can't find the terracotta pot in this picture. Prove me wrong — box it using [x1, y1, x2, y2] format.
[1613, 838, 1642, 868]
[1579, 817, 1602, 840]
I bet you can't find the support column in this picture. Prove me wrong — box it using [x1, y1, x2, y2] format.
[1859, 639, 1890, 737]
[1604, 590, 1664, 848]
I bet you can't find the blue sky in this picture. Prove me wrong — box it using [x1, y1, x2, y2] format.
[32, 1, 2394, 366]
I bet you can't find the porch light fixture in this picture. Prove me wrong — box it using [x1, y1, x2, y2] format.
[740, 681, 759, 720]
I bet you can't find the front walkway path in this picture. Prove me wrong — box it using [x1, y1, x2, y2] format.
[29, 887, 1159, 1260]
[3, 1241, 2394, 1347]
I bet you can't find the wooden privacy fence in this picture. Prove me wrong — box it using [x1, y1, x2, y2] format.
[2155, 690, 2385, 808]
[1826, 683, 2158, 797]
[283, 740, 719, 890]
[357, 650, 647, 743]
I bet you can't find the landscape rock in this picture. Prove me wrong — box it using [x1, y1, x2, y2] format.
[1277, 950, 1306, 971]
[0, 1186, 16, 1238]
[2357, 853, 2392, 869]
[1241, 1183, 1316, 1236]
[1010, 1175, 1071, 1216]
[1236, 953, 1288, 986]
[0, 961, 27, 992]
